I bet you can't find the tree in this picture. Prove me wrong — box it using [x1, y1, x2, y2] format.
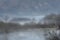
[43, 13, 60, 28]
[45, 31, 60, 40]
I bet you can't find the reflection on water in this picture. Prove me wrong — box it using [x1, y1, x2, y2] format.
[0, 28, 56, 40]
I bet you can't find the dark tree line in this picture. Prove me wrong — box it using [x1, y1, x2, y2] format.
[42, 13, 60, 28]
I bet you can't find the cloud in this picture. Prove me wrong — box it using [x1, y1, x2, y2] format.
[0, 0, 60, 22]
[0, 0, 59, 17]
[38, 3, 43, 7]
[44, 2, 48, 5]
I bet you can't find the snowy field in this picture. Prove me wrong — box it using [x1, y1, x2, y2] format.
[0, 28, 56, 40]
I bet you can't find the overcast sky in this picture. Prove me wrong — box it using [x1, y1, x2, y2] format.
[0, 0, 60, 22]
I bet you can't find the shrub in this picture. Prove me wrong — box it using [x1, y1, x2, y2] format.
[45, 30, 60, 40]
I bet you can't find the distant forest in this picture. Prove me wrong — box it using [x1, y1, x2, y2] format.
[0, 13, 60, 32]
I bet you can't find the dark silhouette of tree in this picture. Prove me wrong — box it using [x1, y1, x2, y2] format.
[43, 13, 60, 28]
[45, 31, 60, 40]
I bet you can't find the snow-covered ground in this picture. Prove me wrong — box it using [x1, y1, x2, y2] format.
[0, 28, 56, 40]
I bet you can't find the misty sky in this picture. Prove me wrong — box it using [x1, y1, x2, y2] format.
[0, 0, 60, 22]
